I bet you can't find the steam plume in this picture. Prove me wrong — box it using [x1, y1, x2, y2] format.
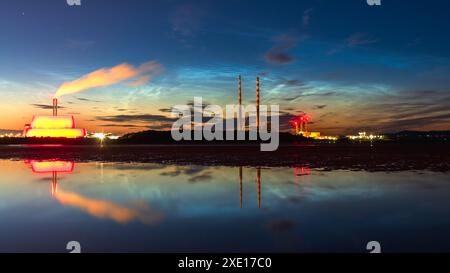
[53, 61, 163, 98]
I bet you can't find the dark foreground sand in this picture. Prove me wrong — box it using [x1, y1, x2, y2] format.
[0, 142, 449, 172]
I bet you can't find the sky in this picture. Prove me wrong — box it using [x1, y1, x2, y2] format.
[0, 0, 449, 135]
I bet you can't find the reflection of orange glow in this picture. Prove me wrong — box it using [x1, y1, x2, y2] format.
[295, 167, 311, 176]
[25, 159, 162, 225]
[55, 190, 162, 225]
[25, 128, 87, 138]
[30, 161, 74, 173]
[31, 116, 75, 129]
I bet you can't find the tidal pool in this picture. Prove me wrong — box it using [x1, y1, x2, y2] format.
[0, 160, 449, 252]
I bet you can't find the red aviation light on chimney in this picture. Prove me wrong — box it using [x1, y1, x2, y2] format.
[298, 115, 310, 122]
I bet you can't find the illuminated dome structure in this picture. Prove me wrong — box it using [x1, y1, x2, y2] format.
[23, 98, 86, 138]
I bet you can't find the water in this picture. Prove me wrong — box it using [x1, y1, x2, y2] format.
[0, 159, 449, 253]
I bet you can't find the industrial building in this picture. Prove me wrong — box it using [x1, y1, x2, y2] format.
[23, 98, 86, 138]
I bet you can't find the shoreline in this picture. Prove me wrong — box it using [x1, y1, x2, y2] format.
[1, 142, 449, 172]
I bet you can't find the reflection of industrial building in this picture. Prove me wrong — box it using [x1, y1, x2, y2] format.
[25, 160, 161, 224]
[27, 160, 74, 196]
[23, 98, 86, 138]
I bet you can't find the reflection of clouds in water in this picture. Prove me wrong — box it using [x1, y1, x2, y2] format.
[160, 165, 208, 176]
[188, 172, 212, 183]
[55, 190, 163, 225]
[183, 166, 207, 175]
[265, 170, 450, 206]
[101, 163, 167, 171]
[160, 170, 182, 177]
[266, 219, 296, 233]
[159, 165, 211, 183]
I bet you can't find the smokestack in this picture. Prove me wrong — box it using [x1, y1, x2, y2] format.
[52, 98, 58, 116]
[238, 75, 242, 130]
[256, 77, 260, 131]
[238, 75, 242, 106]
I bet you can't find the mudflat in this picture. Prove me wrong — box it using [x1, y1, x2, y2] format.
[0, 142, 448, 172]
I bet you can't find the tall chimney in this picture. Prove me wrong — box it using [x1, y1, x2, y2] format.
[53, 98, 58, 116]
[238, 75, 242, 130]
[238, 75, 242, 105]
[256, 77, 260, 132]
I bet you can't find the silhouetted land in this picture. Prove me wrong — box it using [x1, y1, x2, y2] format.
[1, 130, 449, 145]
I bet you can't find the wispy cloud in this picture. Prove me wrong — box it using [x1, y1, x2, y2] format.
[76, 97, 102, 103]
[96, 114, 176, 123]
[346, 32, 379, 47]
[171, 4, 204, 37]
[30, 104, 66, 110]
[54, 61, 164, 98]
[170, 3, 207, 47]
[99, 124, 147, 128]
[314, 104, 327, 109]
[328, 32, 379, 55]
[302, 8, 313, 27]
[265, 34, 302, 65]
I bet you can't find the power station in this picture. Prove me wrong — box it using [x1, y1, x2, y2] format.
[23, 98, 87, 138]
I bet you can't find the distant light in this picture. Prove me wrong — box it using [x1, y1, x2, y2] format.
[93, 132, 106, 140]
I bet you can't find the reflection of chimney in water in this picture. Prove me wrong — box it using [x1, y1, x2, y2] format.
[53, 98, 58, 116]
[257, 167, 261, 208]
[51, 171, 58, 196]
[239, 167, 243, 208]
[238, 167, 262, 209]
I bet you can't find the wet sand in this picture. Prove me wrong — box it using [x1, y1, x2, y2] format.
[0, 142, 449, 172]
